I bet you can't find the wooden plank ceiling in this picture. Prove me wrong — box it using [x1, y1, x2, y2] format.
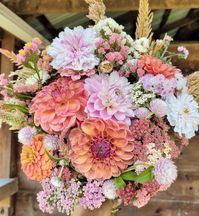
[3, 0, 199, 14]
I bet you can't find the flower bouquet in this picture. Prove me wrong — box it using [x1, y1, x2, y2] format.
[0, 0, 199, 215]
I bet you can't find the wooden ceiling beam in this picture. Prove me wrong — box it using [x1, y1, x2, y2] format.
[0, 3, 49, 45]
[154, 11, 199, 36]
[3, 0, 199, 15]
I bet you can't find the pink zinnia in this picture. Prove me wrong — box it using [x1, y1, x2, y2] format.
[31, 77, 87, 133]
[85, 71, 134, 125]
[47, 26, 99, 80]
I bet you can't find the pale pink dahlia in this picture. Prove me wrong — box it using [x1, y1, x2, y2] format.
[153, 158, 177, 185]
[47, 26, 99, 80]
[31, 78, 87, 133]
[85, 71, 134, 125]
[68, 118, 134, 180]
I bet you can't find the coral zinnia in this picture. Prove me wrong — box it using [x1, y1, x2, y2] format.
[21, 135, 54, 181]
[68, 118, 134, 180]
[31, 77, 87, 133]
[138, 55, 179, 79]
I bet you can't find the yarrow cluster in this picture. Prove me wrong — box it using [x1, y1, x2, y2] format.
[0, 0, 198, 214]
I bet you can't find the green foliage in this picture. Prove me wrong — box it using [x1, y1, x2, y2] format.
[114, 176, 126, 189]
[114, 166, 154, 189]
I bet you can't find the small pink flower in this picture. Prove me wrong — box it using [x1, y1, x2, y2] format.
[98, 61, 113, 73]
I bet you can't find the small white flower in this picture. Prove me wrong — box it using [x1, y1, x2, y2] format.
[25, 70, 50, 85]
[131, 37, 150, 58]
[102, 180, 117, 200]
[50, 176, 63, 187]
[175, 72, 187, 93]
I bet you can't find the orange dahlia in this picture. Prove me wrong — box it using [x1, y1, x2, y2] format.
[21, 135, 54, 181]
[68, 118, 134, 180]
[138, 55, 179, 79]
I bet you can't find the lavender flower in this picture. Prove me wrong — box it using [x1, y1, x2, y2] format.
[18, 126, 37, 145]
[153, 158, 177, 185]
[37, 178, 81, 215]
[57, 179, 81, 215]
[177, 46, 189, 59]
[80, 180, 105, 210]
[140, 74, 176, 98]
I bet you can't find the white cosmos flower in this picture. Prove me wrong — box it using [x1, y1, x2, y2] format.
[166, 93, 199, 139]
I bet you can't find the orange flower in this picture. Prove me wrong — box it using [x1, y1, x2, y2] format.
[21, 135, 54, 181]
[138, 55, 179, 79]
[68, 118, 134, 180]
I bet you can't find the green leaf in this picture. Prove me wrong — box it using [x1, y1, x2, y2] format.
[1, 103, 29, 114]
[134, 166, 154, 183]
[121, 171, 137, 181]
[45, 150, 62, 162]
[114, 176, 126, 189]
[122, 165, 136, 173]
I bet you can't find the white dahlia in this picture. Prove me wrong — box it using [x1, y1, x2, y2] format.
[167, 93, 199, 139]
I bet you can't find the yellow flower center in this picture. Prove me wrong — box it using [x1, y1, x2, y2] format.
[21, 146, 35, 165]
[183, 108, 189, 114]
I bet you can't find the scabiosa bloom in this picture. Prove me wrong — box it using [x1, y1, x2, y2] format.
[149, 99, 168, 118]
[102, 180, 118, 200]
[85, 71, 134, 125]
[134, 107, 151, 119]
[47, 26, 99, 80]
[43, 134, 59, 150]
[21, 135, 54, 180]
[153, 158, 177, 185]
[80, 180, 105, 210]
[166, 93, 199, 139]
[137, 55, 179, 79]
[69, 118, 134, 180]
[31, 78, 87, 133]
[18, 126, 37, 145]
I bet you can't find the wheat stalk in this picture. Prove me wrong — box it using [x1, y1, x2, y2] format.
[135, 0, 154, 40]
[85, 0, 106, 23]
[0, 48, 18, 64]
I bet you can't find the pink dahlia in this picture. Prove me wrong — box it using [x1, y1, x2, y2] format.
[31, 78, 87, 133]
[85, 71, 134, 125]
[47, 26, 99, 80]
[68, 118, 134, 180]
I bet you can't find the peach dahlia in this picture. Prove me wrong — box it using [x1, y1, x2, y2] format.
[30, 77, 87, 133]
[21, 135, 54, 181]
[138, 54, 179, 79]
[68, 118, 134, 180]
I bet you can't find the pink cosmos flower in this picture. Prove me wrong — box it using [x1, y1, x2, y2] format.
[85, 71, 134, 125]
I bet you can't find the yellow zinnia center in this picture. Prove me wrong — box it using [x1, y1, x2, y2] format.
[21, 146, 35, 165]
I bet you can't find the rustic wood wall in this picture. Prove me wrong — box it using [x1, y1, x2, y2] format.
[15, 135, 199, 216]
